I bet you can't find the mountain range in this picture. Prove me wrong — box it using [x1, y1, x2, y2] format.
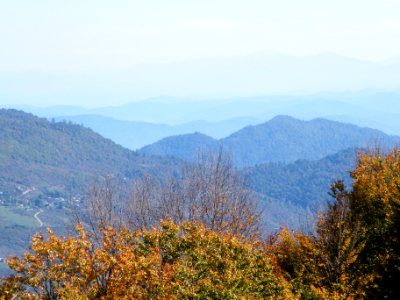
[8, 91, 400, 148]
[140, 115, 400, 167]
[1, 108, 399, 264]
[54, 115, 261, 149]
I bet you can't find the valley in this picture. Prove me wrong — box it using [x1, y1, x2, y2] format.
[1, 105, 399, 269]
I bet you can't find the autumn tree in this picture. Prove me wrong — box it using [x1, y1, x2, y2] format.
[0, 221, 287, 299]
[267, 227, 320, 298]
[271, 148, 400, 299]
[348, 149, 400, 298]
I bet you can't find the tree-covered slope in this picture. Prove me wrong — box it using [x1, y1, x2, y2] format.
[0, 109, 176, 202]
[140, 132, 219, 161]
[0, 109, 181, 261]
[140, 116, 400, 167]
[242, 148, 358, 208]
[224, 116, 398, 166]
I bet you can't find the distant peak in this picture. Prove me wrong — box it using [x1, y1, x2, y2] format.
[268, 115, 299, 123]
[162, 132, 215, 141]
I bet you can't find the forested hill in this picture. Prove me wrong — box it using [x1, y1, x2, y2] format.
[139, 132, 219, 161]
[242, 147, 358, 209]
[140, 115, 400, 167]
[0, 109, 177, 201]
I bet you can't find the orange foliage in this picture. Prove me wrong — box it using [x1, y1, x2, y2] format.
[0, 221, 287, 299]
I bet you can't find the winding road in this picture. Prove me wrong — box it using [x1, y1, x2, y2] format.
[22, 186, 36, 196]
[34, 210, 44, 227]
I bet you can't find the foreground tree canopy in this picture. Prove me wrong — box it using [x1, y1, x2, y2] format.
[0, 221, 287, 299]
[2, 148, 400, 299]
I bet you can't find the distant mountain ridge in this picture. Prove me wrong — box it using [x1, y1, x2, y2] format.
[54, 115, 261, 149]
[10, 91, 400, 145]
[139, 116, 400, 167]
[2, 53, 400, 106]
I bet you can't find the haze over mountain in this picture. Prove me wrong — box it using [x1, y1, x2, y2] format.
[54, 115, 261, 149]
[1, 53, 400, 108]
[7, 90, 400, 144]
[140, 116, 400, 167]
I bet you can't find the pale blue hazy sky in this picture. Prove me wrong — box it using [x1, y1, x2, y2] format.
[1, 0, 400, 107]
[1, 0, 400, 71]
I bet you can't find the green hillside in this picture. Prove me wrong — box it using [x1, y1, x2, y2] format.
[0, 109, 180, 266]
[140, 132, 219, 161]
[0, 109, 177, 205]
[242, 148, 358, 208]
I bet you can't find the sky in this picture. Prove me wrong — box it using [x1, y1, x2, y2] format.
[0, 0, 400, 106]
